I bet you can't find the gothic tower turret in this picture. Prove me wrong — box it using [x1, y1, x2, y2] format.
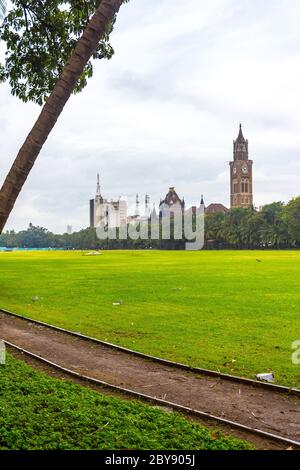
[135, 194, 140, 217]
[230, 124, 253, 208]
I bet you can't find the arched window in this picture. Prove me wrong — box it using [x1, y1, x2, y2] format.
[241, 179, 249, 193]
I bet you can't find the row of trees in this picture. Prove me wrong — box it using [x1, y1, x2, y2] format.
[1, 197, 300, 250]
[0, 224, 185, 250]
[206, 198, 300, 249]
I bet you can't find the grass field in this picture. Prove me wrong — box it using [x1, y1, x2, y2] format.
[0, 353, 250, 450]
[0, 250, 300, 387]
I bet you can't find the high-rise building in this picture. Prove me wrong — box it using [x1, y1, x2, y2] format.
[90, 174, 127, 228]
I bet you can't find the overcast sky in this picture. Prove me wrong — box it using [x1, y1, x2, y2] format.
[1, 0, 300, 233]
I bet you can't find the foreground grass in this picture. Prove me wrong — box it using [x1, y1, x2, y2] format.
[0, 250, 299, 387]
[0, 354, 251, 450]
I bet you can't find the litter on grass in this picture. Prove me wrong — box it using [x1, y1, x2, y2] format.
[83, 252, 102, 256]
[256, 373, 275, 383]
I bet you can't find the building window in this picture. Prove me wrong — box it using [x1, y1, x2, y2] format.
[241, 179, 249, 193]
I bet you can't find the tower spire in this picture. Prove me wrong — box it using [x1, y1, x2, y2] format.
[236, 123, 246, 143]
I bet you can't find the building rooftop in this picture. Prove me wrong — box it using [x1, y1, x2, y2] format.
[205, 203, 229, 214]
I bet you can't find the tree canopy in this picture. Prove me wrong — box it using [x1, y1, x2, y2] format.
[1, 198, 300, 250]
[0, 1, 127, 104]
[285, 197, 300, 244]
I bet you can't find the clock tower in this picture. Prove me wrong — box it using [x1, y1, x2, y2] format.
[230, 124, 253, 209]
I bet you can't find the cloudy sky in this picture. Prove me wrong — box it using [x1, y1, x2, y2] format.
[1, 0, 300, 233]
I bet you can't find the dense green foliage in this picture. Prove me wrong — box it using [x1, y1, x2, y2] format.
[0, 353, 251, 450]
[284, 198, 300, 244]
[0, 223, 186, 250]
[1, 197, 300, 249]
[0, 1, 128, 104]
[1, 250, 299, 387]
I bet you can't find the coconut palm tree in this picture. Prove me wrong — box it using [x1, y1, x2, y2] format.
[0, 0, 124, 232]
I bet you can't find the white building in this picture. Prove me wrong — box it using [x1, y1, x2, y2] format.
[90, 175, 128, 229]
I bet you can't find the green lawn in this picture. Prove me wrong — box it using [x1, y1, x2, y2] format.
[0, 354, 251, 450]
[0, 250, 300, 387]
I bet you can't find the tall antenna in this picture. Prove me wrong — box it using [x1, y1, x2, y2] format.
[135, 194, 140, 216]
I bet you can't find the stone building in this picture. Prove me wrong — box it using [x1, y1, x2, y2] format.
[230, 124, 253, 208]
[89, 125, 254, 230]
[159, 187, 185, 217]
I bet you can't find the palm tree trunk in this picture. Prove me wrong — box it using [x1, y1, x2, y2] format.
[0, 0, 124, 233]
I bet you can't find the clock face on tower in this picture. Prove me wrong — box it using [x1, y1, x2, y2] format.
[242, 164, 248, 174]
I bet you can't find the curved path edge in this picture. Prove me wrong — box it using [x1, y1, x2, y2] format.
[1, 307, 299, 396]
[5, 340, 300, 450]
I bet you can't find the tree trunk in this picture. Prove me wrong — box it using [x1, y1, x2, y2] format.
[0, 0, 124, 233]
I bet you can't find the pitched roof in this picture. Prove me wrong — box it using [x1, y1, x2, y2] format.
[160, 187, 184, 208]
[205, 203, 229, 214]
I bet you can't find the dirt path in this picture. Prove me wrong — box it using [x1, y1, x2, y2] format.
[1, 313, 300, 444]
